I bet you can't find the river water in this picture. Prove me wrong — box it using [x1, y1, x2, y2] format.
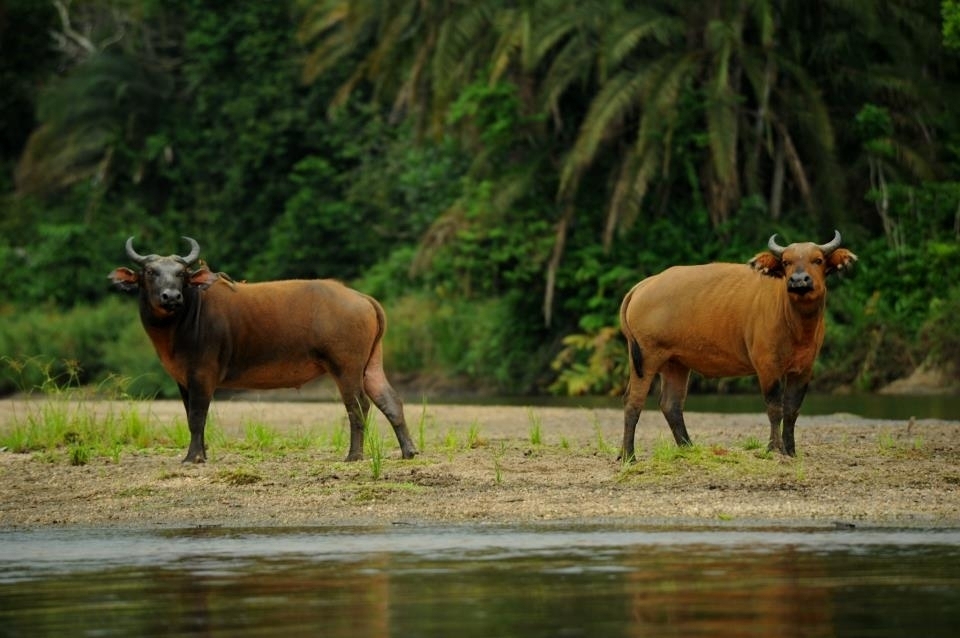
[2, 524, 958, 636]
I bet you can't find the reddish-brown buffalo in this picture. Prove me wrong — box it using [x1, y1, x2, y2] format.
[110, 236, 417, 463]
[619, 231, 857, 461]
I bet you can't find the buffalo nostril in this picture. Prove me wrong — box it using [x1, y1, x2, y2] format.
[789, 273, 813, 288]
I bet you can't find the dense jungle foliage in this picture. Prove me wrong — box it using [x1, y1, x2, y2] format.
[1, 0, 958, 398]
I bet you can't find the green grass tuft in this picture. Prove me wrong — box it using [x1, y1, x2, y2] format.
[365, 411, 385, 480]
[0, 391, 332, 465]
[527, 408, 543, 445]
[243, 420, 278, 451]
[467, 420, 483, 448]
[593, 423, 617, 456]
[416, 397, 430, 453]
[618, 436, 786, 484]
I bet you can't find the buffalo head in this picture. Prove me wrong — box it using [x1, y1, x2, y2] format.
[749, 230, 858, 301]
[109, 236, 218, 317]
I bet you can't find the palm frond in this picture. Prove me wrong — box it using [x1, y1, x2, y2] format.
[558, 69, 648, 199]
[298, 1, 363, 83]
[328, 63, 370, 114]
[490, 8, 527, 83]
[435, 4, 494, 84]
[490, 164, 541, 216]
[538, 38, 594, 118]
[411, 201, 468, 276]
[772, 56, 835, 154]
[528, 8, 583, 70]
[747, 0, 775, 48]
[705, 94, 738, 183]
[296, 0, 349, 43]
[645, 51, 696, 115]
[602, 147, 641, 249]
[606, 13, 683, 68]
[772, 118, 812, 208]
[885, 137, 937, 182]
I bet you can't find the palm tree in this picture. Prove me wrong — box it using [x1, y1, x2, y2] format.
[15, 50, 171, 200]
[14, 0, 175, 203]
[557, 0, 841, 242]
[791, 0, 943, 240]
[295, 0, 945, 322]
[299, 0, 475, 134]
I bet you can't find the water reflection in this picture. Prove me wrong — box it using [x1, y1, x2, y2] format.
[1, 525, 958, 637]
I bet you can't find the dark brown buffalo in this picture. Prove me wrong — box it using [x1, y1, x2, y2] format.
[619, 231, 857, 461]
[109, 236, 417, 463]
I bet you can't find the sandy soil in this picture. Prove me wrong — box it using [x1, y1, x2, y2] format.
[0, 397, 957, 529]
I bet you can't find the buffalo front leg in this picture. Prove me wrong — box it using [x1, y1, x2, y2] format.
[780, 375, 810, 457]
[364, 344, 418, 459]
[761, 377, 789, 454]
[179, 383, 210, 463]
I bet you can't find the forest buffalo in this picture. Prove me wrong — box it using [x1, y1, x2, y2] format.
[109, 236, 418, 463]
[619, 231, 857, 461]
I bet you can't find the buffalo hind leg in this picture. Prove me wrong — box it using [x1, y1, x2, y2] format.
[659, 361, 693, 447]
[621, 339, 658, 463]
[336, 376, 371, 462]
[364, 342, 417, 459]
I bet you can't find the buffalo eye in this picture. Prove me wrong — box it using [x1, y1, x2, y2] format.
[812, 257, 823, 265]
[782, 260, 792, 268]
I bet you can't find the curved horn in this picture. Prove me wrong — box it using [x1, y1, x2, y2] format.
[125, 236, 149, 265]
[817, 230, 842, 256]
[179, 236, 201, 265]
[767, 234, 786, 258]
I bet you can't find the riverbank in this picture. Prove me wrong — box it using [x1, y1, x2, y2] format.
[0, 399, 957, 529]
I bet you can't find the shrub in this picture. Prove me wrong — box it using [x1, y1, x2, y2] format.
[381, 292, 551, 393]
[922, 284, 960, 377]
[0, 297, 175, 398]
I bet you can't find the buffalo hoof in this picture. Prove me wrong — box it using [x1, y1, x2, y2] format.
[344, 452, 363, 462]
[181, 448, 206, 463]
[767, 442, 796, 457]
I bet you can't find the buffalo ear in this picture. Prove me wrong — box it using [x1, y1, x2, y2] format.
[826, 248, 858, 275]
[109, 267, 140, 292]
[188, 267, 219, 290]
[749, 252, 785, 278]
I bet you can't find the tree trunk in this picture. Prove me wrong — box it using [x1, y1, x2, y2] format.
[543, 204, 575, 327]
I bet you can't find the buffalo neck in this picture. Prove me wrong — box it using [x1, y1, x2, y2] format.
[782, 288, 827, 345]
